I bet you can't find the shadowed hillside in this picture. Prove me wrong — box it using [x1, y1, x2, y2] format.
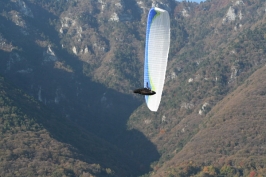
[0, 76, 161, 176]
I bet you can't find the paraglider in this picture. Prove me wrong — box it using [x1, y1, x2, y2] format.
[133, 7, 170, 112]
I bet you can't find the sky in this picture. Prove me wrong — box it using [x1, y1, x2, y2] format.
[176, 0, 206, 3]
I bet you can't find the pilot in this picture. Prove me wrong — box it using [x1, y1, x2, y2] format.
[133, 82, 156, 95]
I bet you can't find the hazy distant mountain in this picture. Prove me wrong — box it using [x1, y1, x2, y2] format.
[0, 0, 266, 176]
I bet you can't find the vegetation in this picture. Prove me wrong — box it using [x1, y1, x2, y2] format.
[162, 162, 266, 177]
[0, 73, 157, 176]
[1, 0, 266, 176]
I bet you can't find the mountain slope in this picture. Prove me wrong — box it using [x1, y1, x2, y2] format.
[153, 65, 266, 176]
[127, 0, 266, 175]
[0, 76, 151, 176]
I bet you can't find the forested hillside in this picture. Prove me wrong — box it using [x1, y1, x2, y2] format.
[0, 0, 266, 176]
[152, 66, 266, 176]
[0, 76, 139, 176]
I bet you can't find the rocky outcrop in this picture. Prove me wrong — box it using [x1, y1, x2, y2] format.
[198, 102, 210, 115]
[0, 34, 14, 52]
[12, 0, 34, 17]
[43, 45, 57, 63]
[151, 0, 172, 12]
[181, 102, 194, 110]
[223, 6, 237, 23]
[181, 8, 190, 17]
[166, 71, 177, 81]
[222, 0, 245, 28]
[98, 0, 132, 21]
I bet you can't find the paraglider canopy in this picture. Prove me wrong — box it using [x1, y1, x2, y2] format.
[134, 7, 170, 112]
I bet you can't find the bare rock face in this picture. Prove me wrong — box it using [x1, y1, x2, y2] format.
[11, 0, 34, 17]
[8, 10, 26, 27]
[136, 0, 172, 13]
[7, 10, 29, 36]
[222, 0, 245, 31]
[166, 71, 177, 81]
[43, 45, 57, 63]
[199, 102, 210, 115]
[151, 0, 172, 12]
[181, 102, 194, 110]
[181, 8, 190, 17]
[98, 0, 125, 12]
[223, 6, 237, 23]
[98, 0, 133, 22]
[0, 34, 14, 52]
